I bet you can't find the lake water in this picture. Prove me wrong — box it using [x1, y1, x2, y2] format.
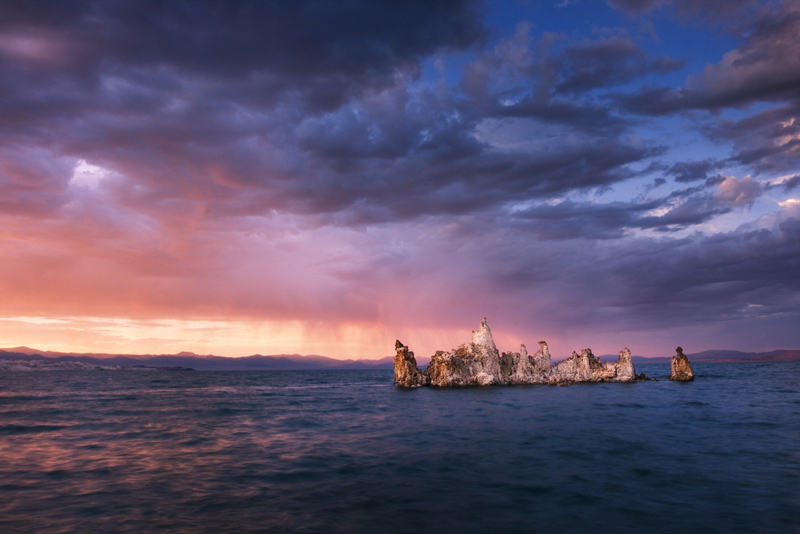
[1, 362, 798, 533]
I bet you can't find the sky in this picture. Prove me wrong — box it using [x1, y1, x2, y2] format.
[0, 0, 799, 359]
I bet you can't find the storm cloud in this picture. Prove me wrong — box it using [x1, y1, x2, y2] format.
[0, 0, 797, 358]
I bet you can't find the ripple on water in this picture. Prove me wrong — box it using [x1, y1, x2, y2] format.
[0, 424, 72, 435]
[0, 366, 798, 534]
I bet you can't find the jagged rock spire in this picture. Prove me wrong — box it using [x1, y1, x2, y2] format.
[471, 317, 496, 353]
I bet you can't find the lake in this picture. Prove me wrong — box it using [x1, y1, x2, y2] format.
[1, 362, 798, 533]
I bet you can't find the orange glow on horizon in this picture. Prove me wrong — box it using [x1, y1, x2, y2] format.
[0, 314, 707, 361]
[0, 315, 483, 360]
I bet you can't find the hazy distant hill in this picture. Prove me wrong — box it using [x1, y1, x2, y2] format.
[688, 349, 800, 362]
[633, 349, 800, 364]
[2, 347, 796, 371]
[0, 347, 398, 371]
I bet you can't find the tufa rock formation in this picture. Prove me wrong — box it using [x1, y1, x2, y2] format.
[668, 346, 694, 381]
[394, 318, 648, 387]
[394, 340, 430, 387]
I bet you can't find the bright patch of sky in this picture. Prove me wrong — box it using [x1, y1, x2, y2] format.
[69, 159, 112, 188]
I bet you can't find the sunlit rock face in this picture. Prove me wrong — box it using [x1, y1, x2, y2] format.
[550, 348, 615, 383]
[668, 346, 694, 381]
[546, 347, 637, 384]
[426, 318, 502, 386]
[393, 340, 429, 387]
[531, 341, 553, 371]
[394, 319, 642, 387]
[500, 344, 541, 385]
[614, 347, 636, 381]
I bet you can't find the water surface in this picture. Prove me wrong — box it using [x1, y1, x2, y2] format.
[1, 363, 798, 533]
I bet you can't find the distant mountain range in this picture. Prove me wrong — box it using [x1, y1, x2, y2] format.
[632, 349, 800, 364]
[1, 346, 797, 371]
[0, 346, 400, 371]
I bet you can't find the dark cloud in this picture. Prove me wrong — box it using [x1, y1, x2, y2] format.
[459, 27, 681, 136]
[510, 195, 715, 239]
[610, 205, 800, 322]
[667, 159, 723, 183]
[1, 4, 670, 226]
[488, 199, 800, 337]
[610, 1, 800, 190]
[615, 2, 800, 114]
[510, 175, 765, 240]
[608, 0, 759, 23]
[0, 0, 785, 230]
[291, 135, 654, 225]
[295, 82, 481, 164]
[0, 0, 486, 103]
[556, 37, 684, 93]
[782, 174, 800, 191]
[706, 101, 800, 174]
[0, 146, 72, 217]
[607, 0, 665, 15]
[0, 0, 495, 222]
[0, 0, 797, 355]
[0, 0, 489, 161]
[510, 199, 659, 240]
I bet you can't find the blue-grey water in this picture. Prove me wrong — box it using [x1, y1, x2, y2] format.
[1, 362, 799, 533]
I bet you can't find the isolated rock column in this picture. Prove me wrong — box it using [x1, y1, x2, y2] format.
[615, 347, 636, 381]
[668, 346, 694, 381]
[393, 340, 429, 387]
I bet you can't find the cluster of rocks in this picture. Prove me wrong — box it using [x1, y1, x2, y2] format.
[395, 318, 693, 387]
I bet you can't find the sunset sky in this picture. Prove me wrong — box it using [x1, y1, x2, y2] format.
[1, 0, 798, 359]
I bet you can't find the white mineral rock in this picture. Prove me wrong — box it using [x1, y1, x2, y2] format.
[668, 346, 694, 381]
[395, 318, 645, 387]
[393, 340, 430, 387]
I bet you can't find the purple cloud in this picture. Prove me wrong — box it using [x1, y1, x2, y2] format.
[0, 0, 797, 357]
